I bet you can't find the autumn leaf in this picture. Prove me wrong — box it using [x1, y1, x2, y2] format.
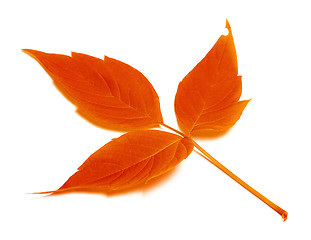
[23, 49, 163, 131]
[174, 20, 250, 136]
[24, 20, 287, 221]
[49, 130, 193, 193]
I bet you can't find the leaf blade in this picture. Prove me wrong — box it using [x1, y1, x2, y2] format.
[55, 130, 194, 193]
[192, 99, 250, 133]
[23, 49, 163, 130]
[174, 20, 249, 136]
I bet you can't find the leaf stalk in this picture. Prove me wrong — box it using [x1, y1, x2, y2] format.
[160, 123, 287, 221]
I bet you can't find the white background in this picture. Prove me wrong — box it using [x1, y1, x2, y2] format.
[1, 0, 310, 239]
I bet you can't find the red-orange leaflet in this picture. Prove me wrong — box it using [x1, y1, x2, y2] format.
[175, 20, 249, 136]
[23, 49, 163, 131]
[48, 130, 193, 194]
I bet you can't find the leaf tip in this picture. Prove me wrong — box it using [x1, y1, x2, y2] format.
[22, 49, 42, 61]
[28, 190, 55, 195]
[21, 48, 32, 56]
[225, 19, 232, 35]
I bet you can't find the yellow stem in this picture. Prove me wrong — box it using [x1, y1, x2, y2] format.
[160, 123, 288, 221]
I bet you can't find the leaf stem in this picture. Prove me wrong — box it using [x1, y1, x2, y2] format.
[160, 123, 288, 221]
[193, 141, 288, 221]
[160, 123, 188, 137]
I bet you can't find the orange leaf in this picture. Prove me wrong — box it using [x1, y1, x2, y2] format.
[23, 49, 163, 130]
[25, 22, 287, 221]
[52, 130, 193, 193]
[174, 20, 250, 136]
